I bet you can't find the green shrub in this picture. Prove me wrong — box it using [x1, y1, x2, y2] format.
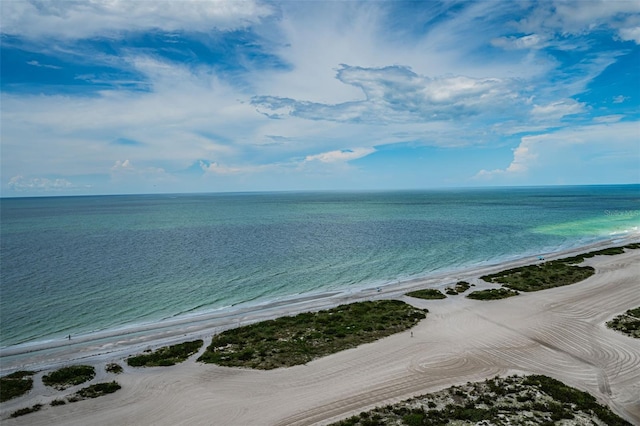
[199, 300, 427, 369]
[10, 404, 42, 418]
[127, 340, 203, 367]
[406, 289, 446, 300]
[481, 262, 594, 291]
[42, 365, 95, 390]
[105, 363, 123, 374]
[454, 281, 471, 293]
[74, 381, 121, 399]
[467, 288, 519, 300]
[606, 306, 640, 338]
[0, 370, 35, 402]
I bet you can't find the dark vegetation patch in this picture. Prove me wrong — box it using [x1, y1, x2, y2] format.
[105, 363, 123, 374]
[68, 381, 121, 401]
[42, 365, 95, 390]
[10, 404, 42, 418]
[406, 289, 446, 300]
[331, 375, 631, 426]
[467, 288, 519, 300]
[480, 261, 594, 292]
[0, 370, 35, 402]
[127, 340, 203, 367]
[606, 306, 640, 338]
[445, 281, 471, 296]
[481, 244, 638, 293]
[198, 300, 427, 370]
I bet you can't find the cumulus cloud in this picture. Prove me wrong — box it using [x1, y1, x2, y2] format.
[254, 65, 519, 124]
[618, 26, 640, 43]
[475, 121, 640, 181]
[0, 0, 273, 39]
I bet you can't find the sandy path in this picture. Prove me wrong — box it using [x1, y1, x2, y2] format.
[3, 249, 639, 425]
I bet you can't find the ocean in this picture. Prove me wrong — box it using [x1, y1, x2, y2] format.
[1, 185, 639, 350]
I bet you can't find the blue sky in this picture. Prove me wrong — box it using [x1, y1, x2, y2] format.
[1, 0, 639, 196]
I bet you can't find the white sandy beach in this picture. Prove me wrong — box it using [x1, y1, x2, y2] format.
[2, 243, 639, 425]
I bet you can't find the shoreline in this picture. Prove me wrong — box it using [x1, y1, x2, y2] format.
[1, 234, 637, 374]
[1, 238, 639, 424]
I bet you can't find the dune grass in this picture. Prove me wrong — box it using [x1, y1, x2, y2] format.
[607, 307, 640, 338]
[127, 340, 203, 367]
[406, 289, 446, 300]
[67, 381, 121, 402]
[480, 261, 595, 292]
[105, 363, 123, 374]
[0, 370, 35, 402]
[467, 288, 519, 300]
[42, 365, 95, 390]
[445, 281, 472, 296]
[198, 300, 427, 370]
[481, 244, 638, 293]
[10, 404, 42, 418]
[332, 375, 630, 426]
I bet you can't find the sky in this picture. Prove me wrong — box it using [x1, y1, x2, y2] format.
[1, 0, 639, 196]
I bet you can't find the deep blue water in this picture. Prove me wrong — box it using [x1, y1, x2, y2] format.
[1, 185, 638, 348]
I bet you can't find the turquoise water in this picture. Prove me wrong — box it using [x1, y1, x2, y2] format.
[1, 185, 638, 348]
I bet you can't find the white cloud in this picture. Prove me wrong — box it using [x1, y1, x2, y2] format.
[254, 65, 520, 124]
[518, 0, 640, 38]
[110, 159, 170, 182]
[618, 26, 640, 43]
[613, 95, 629, 104]
[2, 1, 638, 193]
[305, 147, 375, 163]
[593, 115, 624, 123]
[26, 60, 61, 69]
[475, 121, 640, 182]
[492, 34, 545, 50]
[7, 175, 75, 192]
[531, 99, 586, 121]
[0, 0, 273, 39]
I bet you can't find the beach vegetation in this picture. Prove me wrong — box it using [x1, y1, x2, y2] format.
[606, 307, 640, 338]
[443, 281, 471, 296]
[73, 381, 121, 399]
[454, 281, 471, 293]
[198, 300, 427, 370]
[42, 365, 95, 390]
[0, 370, 35, 402]
[331, 375, 630, 426]
[127, 340, 203, 367]
[50, 399, 66, 406]
[480, 244, 639, 293]
[105, 362, 123, 373]
[406, 289, 446, 300]
[480, 261, 594, 291]
[10, 404, 42, 418]
[467, 288, 519, 300]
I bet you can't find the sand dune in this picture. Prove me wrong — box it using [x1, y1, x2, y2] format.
[2, 248, 639, 425]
